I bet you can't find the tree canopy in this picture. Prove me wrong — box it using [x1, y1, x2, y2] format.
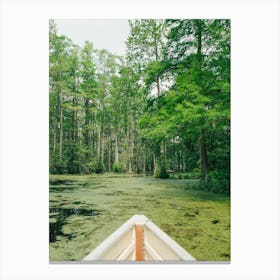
[49, 19, 230, 193]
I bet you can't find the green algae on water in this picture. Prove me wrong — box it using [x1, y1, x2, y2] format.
[49, 174, 230, 261]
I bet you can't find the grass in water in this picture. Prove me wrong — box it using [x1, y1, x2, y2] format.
[49, 174, 230, 261]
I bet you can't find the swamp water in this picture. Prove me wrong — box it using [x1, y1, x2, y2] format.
[49, 174, 230, 261]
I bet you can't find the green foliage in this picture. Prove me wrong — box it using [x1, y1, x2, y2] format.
[155, 164, 169, 178]
[207, 171, 230, 194]
[126, 19, 166, 71]
[95, 161, 104, 174]
[112, 162, 125, 173]
[183, 171, 201, 179]
[49, 19, 230, 194]
[169, 171, 200, 180]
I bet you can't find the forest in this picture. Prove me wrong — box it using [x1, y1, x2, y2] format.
[49, 19, 230, 194]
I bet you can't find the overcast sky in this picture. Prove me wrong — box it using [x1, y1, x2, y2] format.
[54, 19, 130, 56]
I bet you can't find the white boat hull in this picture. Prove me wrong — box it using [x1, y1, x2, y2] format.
[83, 215, 196, 261]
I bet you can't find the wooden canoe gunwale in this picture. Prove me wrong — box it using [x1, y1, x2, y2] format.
[144, 219, 195, 260]
[83, 216, 135, 261]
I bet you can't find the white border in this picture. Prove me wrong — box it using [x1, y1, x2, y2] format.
[0, 0, 279, 279]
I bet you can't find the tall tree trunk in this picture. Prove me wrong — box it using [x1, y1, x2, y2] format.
[84, 97, 90, 148]
[69, 92, 77, 173]
[156, 77, 160, 97]
[84, 97, 90, 170]
[97, 125, 101, 161]
[196, 19, 203, 70]
[199, 130, 208, 188]
[160, 142, 166, 164]
[143, 151, 146, 174]
[108, 135, 111, 172]
[154, 36, 163, 175]
[195, 20, 208, 187]
[53, 88, 60, 173]
[53, 119, 56, 154]
[177, 150, 181, 172]
[155, 42, 161, 97]
[59, 105, 63, 161]
[93, 111, 96, 150]
[153, 154, 157, 176]
[115, 125, 119, 163]
[101, 131, 104, 166]
[128, 161, 132, 174]
[128, 130, 134, 174]
[135, 144, 139, 174]
[127, 93, 134, 173]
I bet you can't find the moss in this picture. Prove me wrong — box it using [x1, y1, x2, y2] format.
[49, 174, 230, 261]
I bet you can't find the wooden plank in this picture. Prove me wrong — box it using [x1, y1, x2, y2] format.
[135, 224, 144, 261]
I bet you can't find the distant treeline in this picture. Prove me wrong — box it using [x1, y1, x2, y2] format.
[49, 19, 230, 193]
